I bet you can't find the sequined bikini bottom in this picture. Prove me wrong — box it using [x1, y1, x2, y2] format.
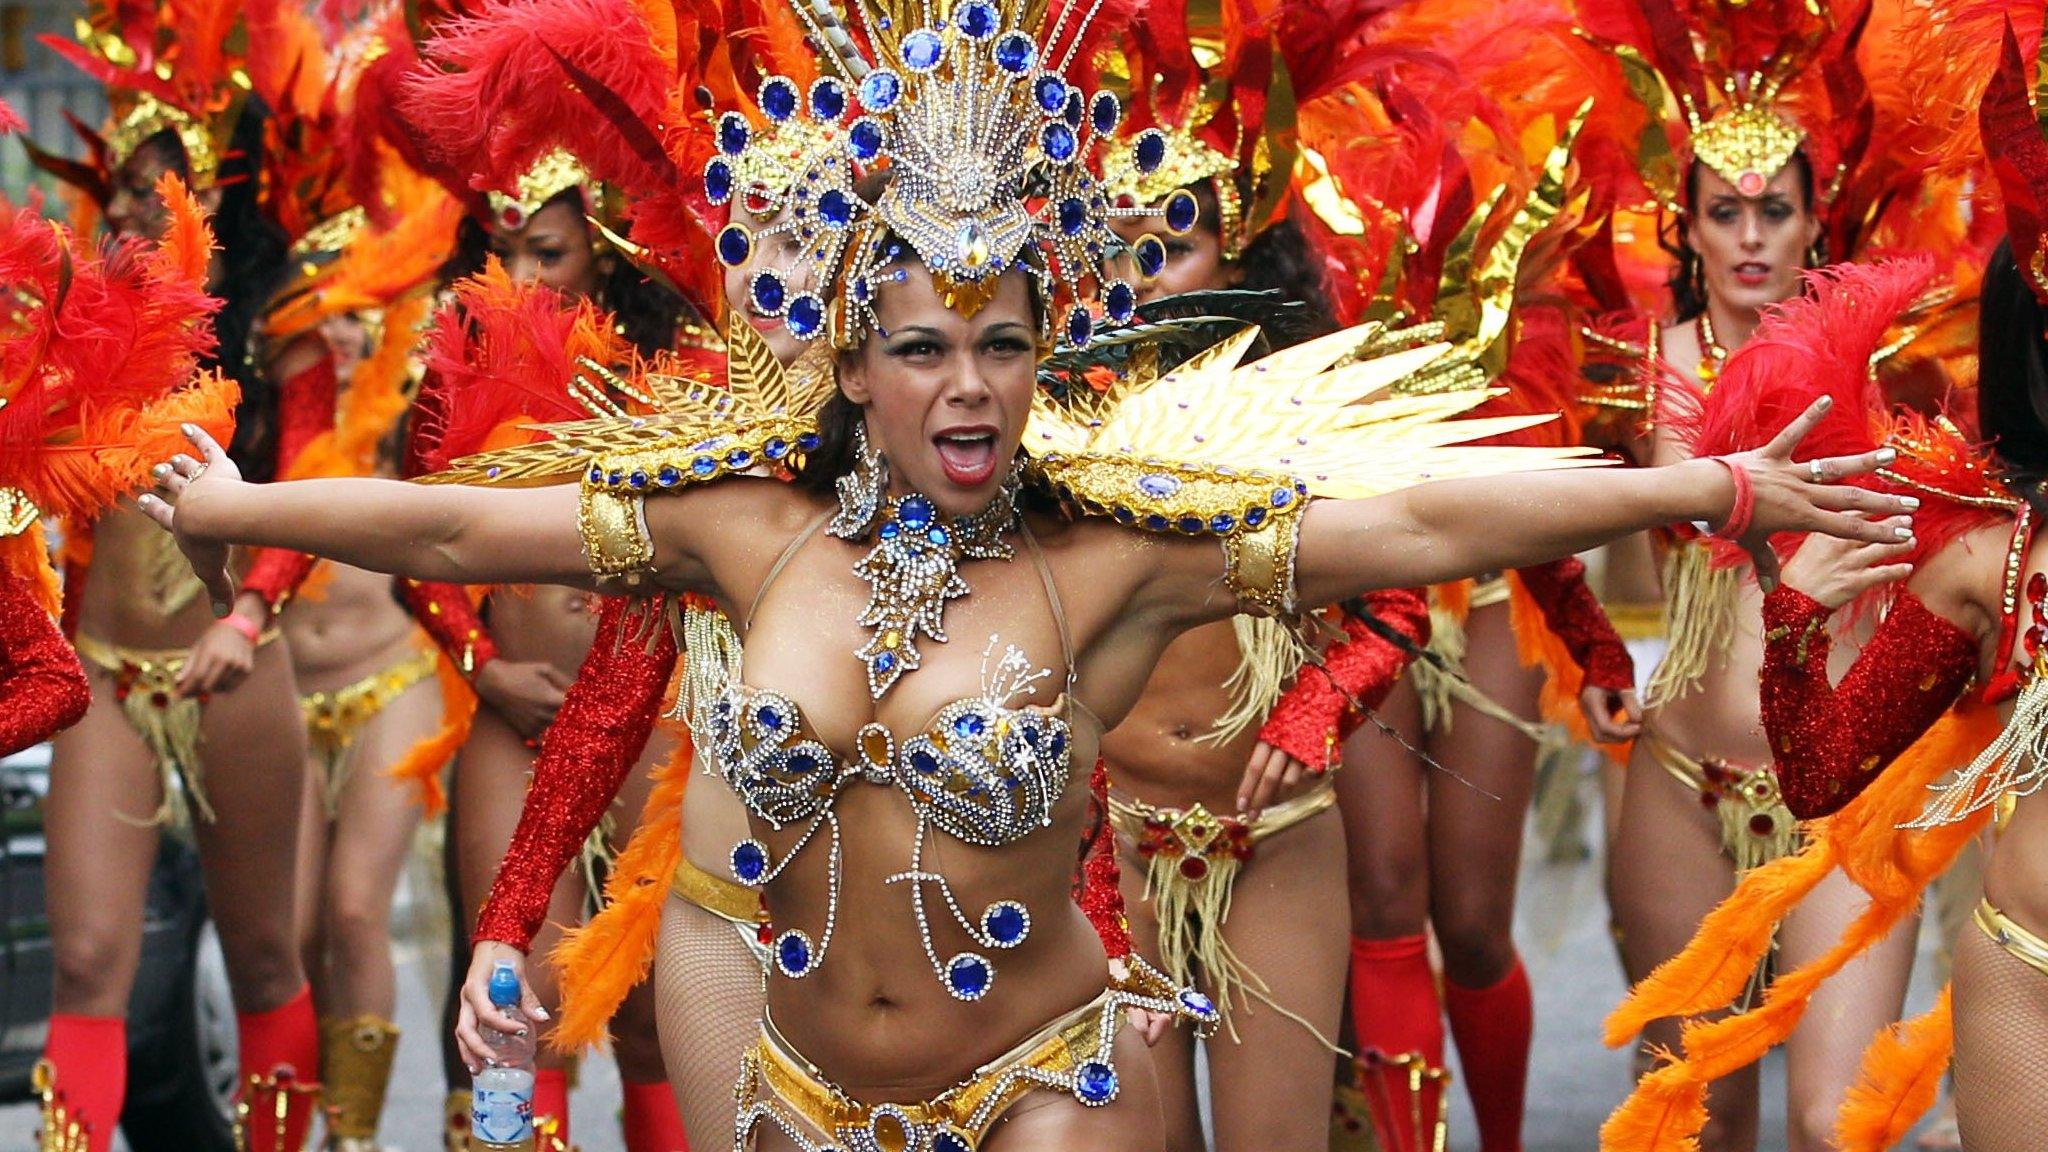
[733, 964, 1214, 1152]
[75, 629, 277, 829]
[1975, 897, 2048, 979]
[1107, 780, 1336, 1036]
[301, 642, 438, 814]
[1641, 729, 1800, 874]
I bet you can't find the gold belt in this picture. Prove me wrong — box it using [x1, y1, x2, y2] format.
[1975, 897, 2048, 979]
[1106, 777, 1336, 871]
[1604, 600, 1666, 642]
[1640, 729, 1799, 873]
[670, 853, 767, 926]
[302, 642, 438, 812]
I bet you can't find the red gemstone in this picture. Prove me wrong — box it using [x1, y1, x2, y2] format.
[1748, 813, 1776, 836]
[2028, 625, 2045, 655]
[2030, 572, 2046, 600]
[150, 691, 169, 707]
[1179, 856, 1209, 880]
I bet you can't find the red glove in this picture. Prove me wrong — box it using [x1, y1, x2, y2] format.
[1257, 588, 1429, 769]
[473, 595, 678, 949]
[1761, 585, 1978, 819]
[0, 568, 90, 757]
[240, 356, 337, 611]
[1514, 557, 1634, 692]
[1072, 756, 1131, 960]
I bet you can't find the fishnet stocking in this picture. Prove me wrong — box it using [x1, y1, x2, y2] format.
[655, 893, 766, 1147]
[1953, 918, 2048, 1152]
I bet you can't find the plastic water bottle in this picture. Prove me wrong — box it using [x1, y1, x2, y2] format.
[471, 962, 537, 1149]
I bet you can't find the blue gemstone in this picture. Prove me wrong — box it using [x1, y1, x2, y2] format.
[607, 470, 623, 486]
[880, 521, 900, 540]
[1033, 74, 1066, 116]
[1176, 516, 1203, 534]
[1091, 92, 1120, 134]
[902, 29, 944, 72]
[1057, 196, 1086, 237]
[1137, 472, 1180, 498]
[953, 712, 986, 738]
[704, 158, 734, 204]
[1244, 506, 1267, 528]
[1062, 89, 1083, 128]
[1106, 281, 1136, 323]
[756, 705, 783, 731]
[731, 840, 768, 883]
[1210, 513, 1235, 533]
[1272, 486, 1293, 507]
[1049, 731, 1066, 757]
[934, 1132, 972, 1152]
[1074, 1060, 1117, 1104]
[716, 224, 752, 267]
[927, 526, 948, 545]
[1143, 514, 1169, 531]
[874, 651, 896, 673]
[787, 293, 825, 337]
[957, 0, 998, 37]
[691, 455, 717, 477]
[1179, 989, 1217, 1017]
[1113, 506, 1135, 524]
[1134, 234, 1165, 277]
[726, 447, 753, 468]
[751, 271, 786, 315]
[776, 932, 811, 975]
[810, 77, 847, 120]
[859, 69, 902, 112]
[818, 188, 854, 228]
[657, 466, 681, 486]
[785, 750, 817, 774]
[628, 470, 649, 489]
[797, 432, 821, 451]
[910, 747, 938, 774]
[1042, 122, 1077, 164]
[1065, 307, 1092, 346]
[849, 118, 885, 161]
[759, 76, 799, 122]
[985, 903, 1026, 944]
[718, 112, 750, 156]
[947, 954, 991, 998]
[1164, 188, 1199, 233]
[997, 32, 1038, 74]
[899, 496, 934, 528]
[589, 465, 603, 482]
[1134, 129, 1167, 173]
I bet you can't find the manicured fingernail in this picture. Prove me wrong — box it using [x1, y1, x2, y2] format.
[1877, 448, 1897, 464]
[152, 464, 170, 478]
[1816, 396, 1833, 410]
[181, 423, 197, 436]
[532, 1006, 550, 1019]
[1895, 527, 1912, 540]
[1900, 496, 1920, 509]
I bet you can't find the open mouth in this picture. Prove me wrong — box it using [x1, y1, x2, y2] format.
[934, 428, 999, 488]
[1733, 261, 1772, 287]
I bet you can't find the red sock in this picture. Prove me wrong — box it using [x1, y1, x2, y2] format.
[535, 1067, 572, 1148]
[621, 1077, 689, 1152]
[1444, 958, 1532, 1152]
[43, 1014, 126, 1152]
[1349, 935, 1446, 1152]
[236, 985, 319, 1152]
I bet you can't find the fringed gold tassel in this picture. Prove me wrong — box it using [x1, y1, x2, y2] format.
[1202, 615, 1305, 749]
[576, 812, 619, 921]
[1351, 1051, 1452, 1152]
[1527, 728, 1588, 863]
[1911, 654, 2048, 828]
[1835, 986, 1953, 1152]
[1409, 589, 1470, 733]
[1140, 839, 1246, 1000]
[671, 598, 743, 735]
[106, 659, 211, 829]
[1645, 544, 1740, 707]
[234, 1067, 321, 1152]
[33, 1061, 90, 1152]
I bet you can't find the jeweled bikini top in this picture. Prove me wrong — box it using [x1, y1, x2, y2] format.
[705, 510, 1079, 1001]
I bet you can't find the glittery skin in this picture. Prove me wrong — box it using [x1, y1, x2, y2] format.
[1761, 586, 1979, 819]
[1257, 588, 1429, 768]
[396, 368, 500, 676]
[1516, 557, 1634, 692]
[241, 356, 338, 611]
[0, 568, 90, 757]
[473, 594, 678, 949]
[1074, 756, 1130, 960]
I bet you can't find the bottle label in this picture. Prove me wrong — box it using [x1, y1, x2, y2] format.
[472, 1086, 534, 1145]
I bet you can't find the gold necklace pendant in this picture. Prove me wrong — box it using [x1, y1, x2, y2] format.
[1696, 312, 1729, 387]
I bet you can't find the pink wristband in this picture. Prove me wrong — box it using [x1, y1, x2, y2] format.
[219, 612, 263, 645]
[1710, 457, 1755, 541]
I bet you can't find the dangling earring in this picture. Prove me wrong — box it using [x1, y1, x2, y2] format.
[829, 420, 888, 539]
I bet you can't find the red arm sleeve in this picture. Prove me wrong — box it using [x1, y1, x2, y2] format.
[0, 569, 90, 757]
[1514, 557, 1635, 692]
[1072, 756, 1131, 960]
[394, 366, 500, 675]
[472, 594, 678, 949]
[1257, 588, 1429, 768]
[1760, 586, 1979, 820]
[240, 356, 338, 610]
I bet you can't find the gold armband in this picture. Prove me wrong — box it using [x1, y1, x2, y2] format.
[1222, 501, 1304, 617]
[578, 483, 655, 582]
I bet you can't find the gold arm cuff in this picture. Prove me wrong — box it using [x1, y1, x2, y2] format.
[578, 484, 654, 581]
[1222, 503, 1304, 617]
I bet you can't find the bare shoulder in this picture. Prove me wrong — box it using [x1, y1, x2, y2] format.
[639, 476, 833, 593]
[1028, 510, 1229, 631]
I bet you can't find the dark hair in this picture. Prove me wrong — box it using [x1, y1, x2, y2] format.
[439, 189, 686, 358]
[1665, 150, 1819, 321]
[134, 106, 292, 480]
[1978, 238, 2048, 513]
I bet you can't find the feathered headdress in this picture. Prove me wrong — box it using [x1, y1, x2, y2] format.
[36, 0, 253, 194]
[1980, 19, 2048, 307]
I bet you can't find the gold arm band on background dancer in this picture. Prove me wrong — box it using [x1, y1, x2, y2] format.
[1975, 898, 2048, 979]
[75, 629, 278, 828]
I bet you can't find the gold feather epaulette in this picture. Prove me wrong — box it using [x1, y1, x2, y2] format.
[424, 315, 835, 491]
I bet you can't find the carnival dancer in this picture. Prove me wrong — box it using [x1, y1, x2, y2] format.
[20, 0, 383, 1142]
[136, 3, 1911, 1150]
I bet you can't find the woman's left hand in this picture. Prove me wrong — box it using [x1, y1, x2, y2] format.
[1107, 957, 1174, 1045]
[1579, 684, 1643, 743]
[1716, 397, 1917, 588]
[1236, 741, 1311, 820]
[137, 425, 244, 616]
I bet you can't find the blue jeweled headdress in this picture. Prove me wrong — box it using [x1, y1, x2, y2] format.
[704, 0, 1200, 348]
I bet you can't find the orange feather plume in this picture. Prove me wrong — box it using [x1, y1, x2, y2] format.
[384, 653, 474, 818]
[546, 732, 693, 1053]
[1834, 987, 1954, 1152]
[282, 293, 431, 482]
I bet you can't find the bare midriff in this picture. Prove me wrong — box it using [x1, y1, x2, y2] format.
[486, 585, 600, 672]
[282, 562, 419, 687]
[77, 505, 231, 648]
[1098, 620, 1261, 813]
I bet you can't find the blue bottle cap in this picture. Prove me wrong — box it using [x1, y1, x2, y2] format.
[487, 961, 522, 1008]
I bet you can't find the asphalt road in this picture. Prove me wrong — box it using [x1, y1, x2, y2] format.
[1, 762, 1947, 1151]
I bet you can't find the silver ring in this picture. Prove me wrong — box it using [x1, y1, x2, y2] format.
[1808, 460, 1826, 483]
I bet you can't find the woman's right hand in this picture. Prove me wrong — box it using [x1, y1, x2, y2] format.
[455, 941, 550, 1073]
[137, 426, 243, 616]
[1778, 521, 1915, 610]
[474, 660, 571, 738]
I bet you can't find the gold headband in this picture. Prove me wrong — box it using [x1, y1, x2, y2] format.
[1689, 100, 1805, 199]
[105, 94, 221, 190]
[1102, 118, 1243, 252]
[486, 147, 605, 231]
